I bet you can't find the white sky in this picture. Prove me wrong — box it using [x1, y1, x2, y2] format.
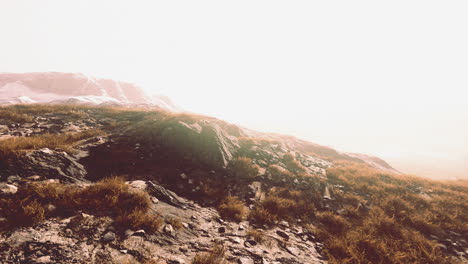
[1, 1, 467, 178]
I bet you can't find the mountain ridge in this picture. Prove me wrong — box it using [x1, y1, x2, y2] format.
[0, 72, 179, 111]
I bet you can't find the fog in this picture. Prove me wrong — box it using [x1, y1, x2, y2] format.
[1, 1, 467, 179]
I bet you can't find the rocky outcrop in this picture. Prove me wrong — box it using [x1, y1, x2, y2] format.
[135, 119, 241, 169]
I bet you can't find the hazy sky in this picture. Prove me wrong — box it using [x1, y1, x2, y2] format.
[1, 1, 467, 178]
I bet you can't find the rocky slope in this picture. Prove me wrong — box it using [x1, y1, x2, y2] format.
[0, 105, 466, 264]
[0, 72, 179, 111]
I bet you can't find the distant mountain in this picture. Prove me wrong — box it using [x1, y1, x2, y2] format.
[0, 72, 180, 111]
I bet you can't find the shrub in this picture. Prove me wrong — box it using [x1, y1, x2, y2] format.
[227, 157, 259, 179]
[217, 196, 248, 222]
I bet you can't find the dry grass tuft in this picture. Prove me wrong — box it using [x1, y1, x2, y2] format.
[191, 244, 226, 264]
[167, 217, 184, 230]
[282, 153, 306, 174]
[246, 228, 265, 243]
[217, 196, 248, 222]
[249, 188, 317, 226]
[226, 157, 259, 179]
[0, 177, 162, 232]
[0, 129, 104, 161]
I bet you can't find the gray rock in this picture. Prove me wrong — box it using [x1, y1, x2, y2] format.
[102, 231, 116, 242]
[238, 257, 254, 264]
[133, 229, 146, 236]
[35, 256, 52, 263]
[0, 183, 18, 194]
[124, 229, 135, 237]
[286, 246, 300, 256]
[164, 224, 174, 234]
[128, 180, 147, 190]
[230, 237, 242, 244]
[7, 175, 21, 183]
[279, 220, 289, 227]
[276, 230, 289, 240]
[167, 257, 186, 264]
[46, 204, 57, 213]
[27, 175, 42, 181]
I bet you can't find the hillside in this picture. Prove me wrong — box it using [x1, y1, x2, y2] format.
[0, 104, 467, 264]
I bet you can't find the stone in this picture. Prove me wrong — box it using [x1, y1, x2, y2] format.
[238, 257, 254, 264]
[179, 246, 189, 253]
[102, 231, 116, 242]
[180, 173, 188, 179]
[124, 229, 135, 237]
[46, 204, 57, 213]
[167, 257, 186, 264]
[27, 175, 42, 181]
[279, 220, 289, 227]
[128, 180, 147, 190]
[218, 226, 226, 233]
[7, 175, 21, 183]
[0, 183, 18, 194]
[151, 197, 159, 204]
[133, 229, 146, 236]
[164, 224, 174, 234]
[238, 224, 245, 231]
[276, 230, 289, 239]
[246, 239, 257, 246]
[230, 237, 242, 244]
[35, 256, 52, 263]
[286, 246, 300, 256]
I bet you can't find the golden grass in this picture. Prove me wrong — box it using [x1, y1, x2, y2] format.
[0, 129, 104, 160]
[0, 177, 163, 232]
[315, 162, 467, 263]
[249, 187, 317, 226]
[217, 196, 248, 222]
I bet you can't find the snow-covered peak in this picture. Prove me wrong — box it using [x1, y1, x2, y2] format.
[0, 72, 180, 111]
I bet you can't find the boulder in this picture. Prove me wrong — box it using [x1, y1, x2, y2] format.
[0, 183, 18, 194]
